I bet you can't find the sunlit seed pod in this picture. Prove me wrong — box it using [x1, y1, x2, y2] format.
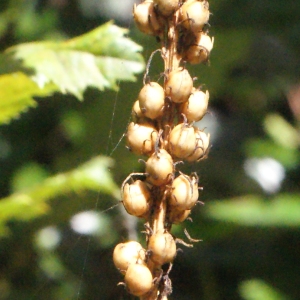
[131, 100, 143, 120]
[179, 89, 209, 122]
[125, 263, 153, 296]
[165, 68, 193, 103]
[154, 0, 180, 17]
[185, 33, 214, 64]
[168, 208, 191, 224]
[133, 1, 162, 35]
[145, 149, 174, 186]
[185, 129, 210, 162]
[148, 230, 176, 265]
[179, 0, 210, 33]
[138, 82, 165, 119]
[113, 241, 146, 275]
[169, 173, 199, 210]
[122, 180, 151, 218]
[169, 123, 197, 158]
[126, 122, 158, 156]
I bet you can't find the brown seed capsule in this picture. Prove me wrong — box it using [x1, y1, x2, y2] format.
[179, 89, 209, 122]
[154, 0, 180, 17]
[185, 129, 210, 162]
[113, 241, 146, 274]
[126, 122, 158, 156]
[165, 68, 193, 103]
[169, 173, 198, 210]
[138, 82, 165, 120]
[145, 149, 174, 186]
[148, 230, 176, 265]
[125, 263, 153, 296]
[133, 0, 162, 35]
[131, 100, 143, 120]
[122, 180, 151, 218]
[179, 0, 210, 33]
[169, 123, 197, 158]
[168, 208, 191, 224]
[185, 33, 214, 64]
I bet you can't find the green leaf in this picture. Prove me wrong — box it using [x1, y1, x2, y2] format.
[6, 21, 144, 99]
[205, 194, 300, 227]
[0, 156, 119, 236]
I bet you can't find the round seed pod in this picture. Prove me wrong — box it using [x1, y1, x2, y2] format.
[154, 0, 180, 17]
[126, 122, 158, 156]
[113, 241, 146, 274]
[185, 129, 210, 162]
[179, 0, 210, 33]
[131, 100, 143, 120]
[179, 89, 209, 122]
[122, 180, 151, 218]
[169, 173, 198, 210]
[185, 33, 214, 64]
[165, 68, 193, 103]
[125, 263, 153, 296]
[169, 123, 197, 158]
[148, 230, 176, 265]
[138, 82, 165, 119]
[133, 1, 162, 35]
[145, 149, 174, 186]
[168, 208, 191, 224]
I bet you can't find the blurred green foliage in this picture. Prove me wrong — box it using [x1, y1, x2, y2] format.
[0, 0, 299, 299]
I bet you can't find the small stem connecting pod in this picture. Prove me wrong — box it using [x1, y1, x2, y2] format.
[165, 67, 193, 103]
[145, 149, 174, 186]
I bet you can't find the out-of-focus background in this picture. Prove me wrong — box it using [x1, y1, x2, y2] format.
[0, 0, 299, 299]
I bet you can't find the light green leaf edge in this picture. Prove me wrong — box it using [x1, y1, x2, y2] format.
[0, 21, 145, 124]
[0, 156, 120, 236]
[205, 194, 300, 227]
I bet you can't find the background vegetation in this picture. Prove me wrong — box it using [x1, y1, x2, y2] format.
[0, 0, 299, 299]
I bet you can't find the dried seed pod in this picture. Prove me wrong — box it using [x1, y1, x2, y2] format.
[138, 82, 165, 119]
[165, 68, 193, 103]
[145, 149, 174, 186]
[125, 263, 153, 296]
[148, 230, 176, 265]
[113, 241, 146, 274]
[133, 1, 162, 35]
[179, 0, 210, 33]
[169, 123, 197, 158]
[126, 122, 158, 156]
[185, 33, 214, 64]
[179, 89, 209, 122]
[154, 0, 180, 17]
[168, 208, 191, 224]
[131, 100, 143, 120]
[122, 180, 151, 218]
[169, 173, 198, 210]
[185, 129, 210, 162]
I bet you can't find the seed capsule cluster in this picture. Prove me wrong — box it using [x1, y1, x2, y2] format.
[113, 1, 213, 298]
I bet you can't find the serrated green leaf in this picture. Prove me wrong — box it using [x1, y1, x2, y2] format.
[0, 156, 119, 236]
[0, 72, 56, 124]
[206, 194, 300, 227]
[6, 21, 144, 99]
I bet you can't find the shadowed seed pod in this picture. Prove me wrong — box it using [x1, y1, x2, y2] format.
[179, 0, 210, 33]
[145, 149, 174, 186]
[138, 82, 165, 119]
[148, 230, 177, 265]
[133, 0, 162, 36]
[167, 208, 191, 224]
[169, 173, 199, 210]
[169, 123, 197, 158]
[185, 32, 214, 64]
[131, 100, 143, 120]
[185, 128, 210, 162]
[179, 88, 209, 122]
[113, 241, 146, 274]
[165, 67, 193, 103]
[154, 0, 180, 17]
[124, 263, 153, 296]
[126, 121, 158, 156]
[122, 180, 152, 218]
